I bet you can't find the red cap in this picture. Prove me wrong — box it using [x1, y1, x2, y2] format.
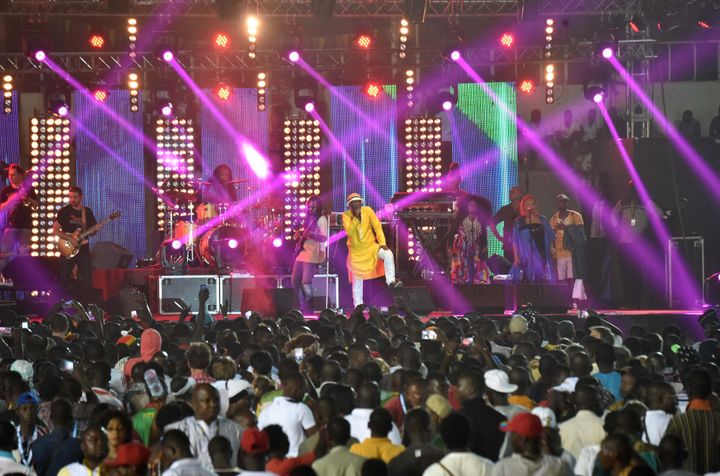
[501, 413, 543, 438]
[104, 443, 150, 466]
[241, 428, 270, 455]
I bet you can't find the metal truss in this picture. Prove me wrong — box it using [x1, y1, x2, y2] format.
[0, 41, 656, 75]
[1, 0, 640, 18]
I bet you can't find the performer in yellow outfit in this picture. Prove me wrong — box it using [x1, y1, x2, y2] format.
[342, 193, 402, 307]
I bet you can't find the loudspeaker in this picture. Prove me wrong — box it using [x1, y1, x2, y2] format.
[158, 275, 219, 315]
[3, 256, 59, 288]
[241, 288, 299, 316]
[515, 284, 570, 313]
[487, 254, 512, 275]
[389, 286, 435, 315]
[92, 241, 133, 269]
[453, 284, 506, 314]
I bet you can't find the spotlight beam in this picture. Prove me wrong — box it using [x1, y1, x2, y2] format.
[167, 59, 270, 180]
[608, 56, 720, 204]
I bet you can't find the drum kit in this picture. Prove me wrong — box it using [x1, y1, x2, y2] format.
[160, 178, 284, 268]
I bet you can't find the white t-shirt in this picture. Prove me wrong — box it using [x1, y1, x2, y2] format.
[345, 408, 402, 445]
[258, 396, 316, 457]
[424, 452, 494, 476]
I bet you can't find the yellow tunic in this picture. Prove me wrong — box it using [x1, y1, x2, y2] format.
[342, 206, 387, 282]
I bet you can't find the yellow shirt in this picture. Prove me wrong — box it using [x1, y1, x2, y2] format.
[350, 437, 404, 464]
[508, 395, 537, 410]
[550, 210, 584, 259]
[342, 206, 387, 281]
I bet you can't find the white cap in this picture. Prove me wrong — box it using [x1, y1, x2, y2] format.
[531, 407, 557, 428]
[484, 369, 518, 394]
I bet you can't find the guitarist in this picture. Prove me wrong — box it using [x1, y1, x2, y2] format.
[0, 165, 38, 266]
[53, 186, 97, 288]
[291, 195, 328, 313]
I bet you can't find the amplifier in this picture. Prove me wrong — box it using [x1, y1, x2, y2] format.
[220, 274, 340, 313]
[157, 275, 219, 315]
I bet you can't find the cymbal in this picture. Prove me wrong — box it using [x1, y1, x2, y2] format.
[227, 179, 249, 184]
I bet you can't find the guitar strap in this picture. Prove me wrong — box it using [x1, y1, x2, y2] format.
[81, 206, 87, 235]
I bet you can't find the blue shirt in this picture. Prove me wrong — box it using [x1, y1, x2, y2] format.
[594, 371, 622, 401]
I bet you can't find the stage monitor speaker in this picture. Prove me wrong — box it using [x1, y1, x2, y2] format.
[241, 288, 299, 316]
[487, 254, 512, 275]
[104, 287, 140, 318]
[389, 286, 435, 315]
[454, 284, 506, 314]
[516, 284, 570, 313]
[158, 275, 219, 315]
[92, 241, 133, 269]
[3, 256, 59, 289]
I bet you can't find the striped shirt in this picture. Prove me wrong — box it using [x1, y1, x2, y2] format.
[665, 408, 720, 474]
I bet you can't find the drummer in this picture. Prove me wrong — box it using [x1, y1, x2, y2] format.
[202, 165, 238, 204]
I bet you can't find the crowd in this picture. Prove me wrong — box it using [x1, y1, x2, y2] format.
[0, 289, 717, 476]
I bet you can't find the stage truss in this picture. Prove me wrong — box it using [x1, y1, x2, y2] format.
[0, 41, 657, 75]
[0, 0, 641, 18]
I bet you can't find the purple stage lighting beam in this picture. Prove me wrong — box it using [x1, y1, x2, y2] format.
[608, 56, 720, 203]
[168, 60, 270, 180]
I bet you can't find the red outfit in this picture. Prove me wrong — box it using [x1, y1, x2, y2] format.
[384, 396, 406, 430]
[266, 451, 315, 476]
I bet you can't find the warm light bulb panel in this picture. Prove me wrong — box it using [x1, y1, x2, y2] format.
[155, 117, 196, 231]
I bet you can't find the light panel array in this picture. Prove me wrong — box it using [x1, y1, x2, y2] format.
[257, 72, 267, 111]
[403, 117, 443, 192]
[399, 19, 409, 59]
[282, 119, 322, 241]
[247, 16, 259, 59]
[29, 116, 72, 257]
[2, 75, 12, 114]
[128, 72, 140, 112]
[544, 18, 555, 104]
[404, 69, 415, 108]
[127, 18, 138, 60]
[155, 118, 196, 231]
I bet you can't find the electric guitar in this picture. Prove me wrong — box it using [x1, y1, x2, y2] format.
[57, 211, 121, 259]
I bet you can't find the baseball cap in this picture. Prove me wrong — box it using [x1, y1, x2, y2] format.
[531, 407, 557, 429]
[484, 369, 518, 394]
[241, 428, 270, 455]
[11, 360, 33, 382]
[104, 443, 151, 466]
[346, 193, 363, 205]
[509, 315, 529, 334]
[426, 394, 452, 420]
[16, 392, 39, 407]
[501, 412, 543, 438]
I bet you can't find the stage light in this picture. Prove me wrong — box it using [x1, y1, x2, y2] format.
[441, 100, 452, 111]
[519, 79, 535, 93]
[162, 50, 174, 62]
[127, 18, 138, 59]
[584, 84, 606, 104]
[355, 33, 372, 49]
[257, 72, 267, 111]
[34, 50, 46, 62]
[228, 238, 238, 249]
[399, 18, 409, 59]
[404, 69, 415, 108]
[155, 117, 196, 231]
[593, 92, 604, 103]
[450, 50, 461, 61]
[29, 116, 73, 257]
[92, 89, 109, 102]
[365, 82, 381, 98]
[601, 46, 614, 59]
[272, 237, 283, 248]
[247, 16, 259, 58]
[500, 33, 514, 47]
[128, 72, 140, 112]
[214, 32, 230, 49]
[160, 102, 173, 117]
[288, 50, 300, 62]
[698, 19, 711, 28]
[215, 83, 232, 101]
[57, 104, 69, 117]
[161, 239, 186, 274]
[89, 34, 105, 49]
[171, 239, 182, 250]
[2, 75, 12, 114]
[629, 15, 646, 32]
[304, 102, 315, 113]
[282, 118, 323, 242]
[544, 18, 554, 104]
